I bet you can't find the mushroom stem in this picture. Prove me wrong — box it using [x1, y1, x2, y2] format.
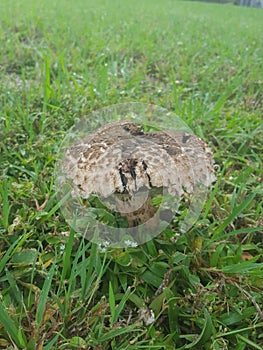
[114, 192, 156, 227]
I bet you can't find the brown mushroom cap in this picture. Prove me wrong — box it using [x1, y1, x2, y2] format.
[61, 121, 216, 226]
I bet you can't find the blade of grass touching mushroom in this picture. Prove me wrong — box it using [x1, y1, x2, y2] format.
[36, 259, 56, 326]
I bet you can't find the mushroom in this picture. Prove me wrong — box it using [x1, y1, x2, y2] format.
[61, 121, 216, 227]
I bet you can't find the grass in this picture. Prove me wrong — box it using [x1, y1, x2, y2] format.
[0, 0, 262, 348]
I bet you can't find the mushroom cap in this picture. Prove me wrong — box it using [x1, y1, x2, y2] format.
[61, 121, 216, 201]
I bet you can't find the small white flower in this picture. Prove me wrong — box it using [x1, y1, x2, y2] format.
[124, 240, 138, 247]
[98, 240, 110, 252]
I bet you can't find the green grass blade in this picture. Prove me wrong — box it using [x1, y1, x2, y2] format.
[0, 179, 10, 229]
[216, 226, 263, 239]
[99, 325, 141, 342]
[36, 259, 56, 326]
[236, 334, 262, 350]
[0, 232, 31, 275]
[0, 302, 27, 348]
[37, 190, 72, 223]
[61, 228, 75, 281]
[43, 334, 60, 350]
[8, 164, 38, 182]
[216, 323, 263, 337]
[109, 281, 116, 325]
[5, 268, 22, 305]
[184, 308, 214, 348]
[212, 193, 256, 239]
[114, 287, 133, 323]
[222, 260, 263, 274]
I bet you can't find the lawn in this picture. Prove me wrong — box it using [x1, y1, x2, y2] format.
[0, 0, 262, 349]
